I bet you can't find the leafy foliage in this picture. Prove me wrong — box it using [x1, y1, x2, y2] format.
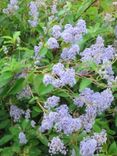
[0, 0, 117, 156]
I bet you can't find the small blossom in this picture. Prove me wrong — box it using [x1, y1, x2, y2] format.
[52, 25, 61, 39]
[44, 96, 60, 109]
[17, 86, 31, 100]
[25, 109, 31, 120]
[28, 1, 39, 27]
[31, 120, 36, 128]
[49, 137, 67, 155]
[80, 138, 97, 156]
[3, 0, 19, 15]
[43, 74, 54, 86]
[47, 37, 59, 49]
[61, 44, 80, 61]
[10, 105, 24, 122]
[18, 132, 27, 144]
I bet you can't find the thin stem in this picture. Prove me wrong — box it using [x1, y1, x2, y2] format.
[29, 86, 47, 113]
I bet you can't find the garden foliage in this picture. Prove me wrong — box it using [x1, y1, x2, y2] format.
[0, 0, 117, 156]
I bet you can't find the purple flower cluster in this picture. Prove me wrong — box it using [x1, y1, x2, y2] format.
[48, 137, 67, 155]
[40, 111, 58, 132]
[61, 19, 87, 44]
[80, 138, 97, 156]
[34, 42, 43, 65]
[34, 42, 43, 58]
[40, 105, 82, 135]
[43, 63, 76, 88]
[47, 37, 59, 49]
[80, 36, 115, 64]
[44, 96, 60, 109]
[74, 88, 113, 113]
[40, 104, 82, 135]
[41, 88, 113, 134]
[46, 19, 86, 60]
[51, 0, 58, 15]
[17, 86, 31, 100]
[31, 120, 36, 128]
[98, 60, 116, 86]
[80, 130, 107, 156]
[51, 4, 57, 14]
[51, 25, 61, 39]
[3, 0, 19, 15]
[74, 88, 113, 131]
[10, 105, 24, 122]
[60, 44, 80, 61]
[25, 109, 31, 120]
[79, 108, 96, 132]
[28, 1, 39, 27]
[79, 35, 116, 85]
[93, 130, 107, 145]
[18, 132, 27, 144]
[10, 105, 31, 122]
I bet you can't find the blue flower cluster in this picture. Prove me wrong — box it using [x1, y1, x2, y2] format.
[40, 104, 81, 134]
[10, 105, 31, 122]
[10, 105, 24, 122]
[40, 19, 116, 155]
[40, 88, 113, 134]
[18, 132, 27, 144]
[80, 36, 116, 85]
[74, 88, 113, 113]
[98, 60, 117, 86]
[80, 130, 107, 156]
[74, 88, 113, 131]
[43, 63, 76, 88]
[80, 36, 115, 64]
[40, 86, 113, 155]
[48, 136, 67, 155]
[28, 1, 39, 27]
[47, 19, 87, 61]
[47, 37, 59, 49]
[17, 85, 31, 100]
[61, 44, 80, 61]
[3, 0, 19, 15]
[34, 42, 43, 58]
[44, 96, 60, 109]
[61, 19, 87, 44]
[51, 25, 61, 39]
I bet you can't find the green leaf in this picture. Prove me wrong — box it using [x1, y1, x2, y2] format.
[33, 106, 42, 113]
[9, 78, 25, 94]
[93, 124, 102, 132]
[37, 131, 48, 146]
[39, 84, 54, 96]
[22, 119, 30, 130]
[13, 31, 20, 43]
[0, 119, 10, 129]
[115, 115, 117, 127]
[2, 36, 12, 40]
[33, 75, 42, 94]
[0, 147, 14, 156]
[39, 47, 48, 57]
[0, 72, 13, 88]
[58, 10, 66, 16]
[54, 89, 70, 97]
[0, 135, 12, 146]
[29, 147, 41, 156]
[79, 78, 92, 91]
[76, 0, 96, 19]
[33, 75, 53, 95]
[109, 142, 117, 154]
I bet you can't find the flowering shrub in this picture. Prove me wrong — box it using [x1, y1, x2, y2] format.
[0, 0, 117, 156]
